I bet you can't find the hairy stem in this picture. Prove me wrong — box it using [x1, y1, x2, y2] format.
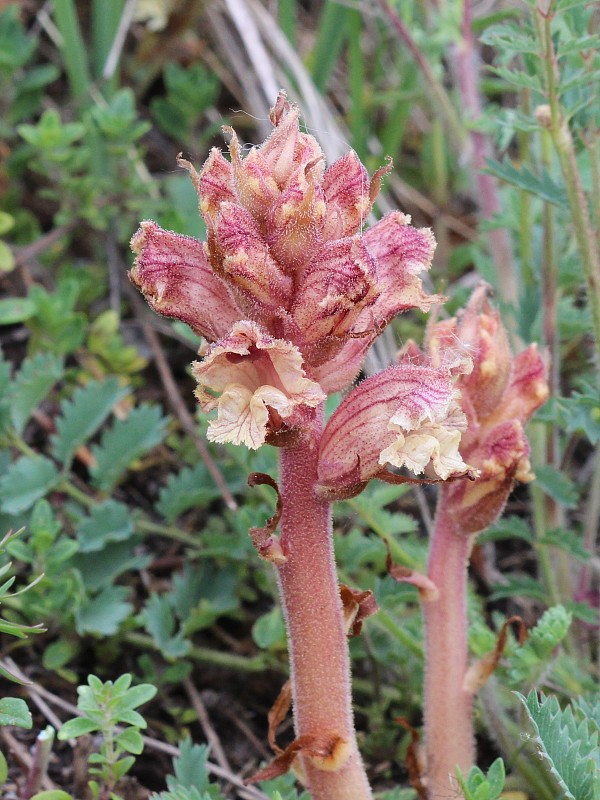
[277, 414, 372, 800]
[423, 497, 474, 799]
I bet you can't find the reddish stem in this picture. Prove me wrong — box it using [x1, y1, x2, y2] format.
[277, 411, 372, 800]
[423, 495, 475, 798]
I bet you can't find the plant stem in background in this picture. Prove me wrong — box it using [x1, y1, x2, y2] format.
[277, 411, 372, 800]
[423, 500, 474, 799]
[455, 0, 518, 311]
[534, 1, 600, 373]
[377, 0, 467, 153]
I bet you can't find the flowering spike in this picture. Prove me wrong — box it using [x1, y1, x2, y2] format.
[429, 286, 549, 535]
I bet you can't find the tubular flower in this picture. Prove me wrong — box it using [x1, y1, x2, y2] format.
[131, 91, 443, 446]
[316, 363, 475, 500]
[192, 321, 325, 450]
[429, 285, 549, 534]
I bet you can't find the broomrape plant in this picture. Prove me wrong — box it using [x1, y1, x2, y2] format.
[130, 92, 547, 800]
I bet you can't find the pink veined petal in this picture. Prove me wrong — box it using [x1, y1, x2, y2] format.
[317, 364, 464, 492]
[292, 237, 379, 343]
[322, 152, 371, 239]
[197, 147, 236, 219]
[312, 338, 372, 395]
[129, 221, 241, 341]
[362, 211, 440, 327]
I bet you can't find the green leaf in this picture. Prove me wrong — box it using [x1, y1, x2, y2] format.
[0, 455, 60, 515]
[252, 606, 286, 650]
[30, 792, 74, 800]
[118, 682, 157, 710]
[74, 586, 132, 636]
[0, 749, 6, 784]
[483, 158, 568, 207]
[489, 575, 548, 602]
[115, 727, 144, 755]
[534, 465, 580, 508]
[540, 528, 591, 562]
[0, 241, 15, 272]
[77, 500, 134, 552]
[157, 462, 220, 523]
[58, 716, 99, 739]
[51, 377, 127, 467]
[478, 515, 533, 544]
[144, 593, 190, 659]
[507, 606, 572, 687]
[9, 352, 64, 434]
[517, 691, 600, 800]
[90, 404, 167, 492]
[0, 296, 36, 324]
[0, 697, 32, 728]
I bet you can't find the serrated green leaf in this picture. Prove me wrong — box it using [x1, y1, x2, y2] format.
[540, 528, 591, 561]
[30, 792, 74, 800]
[9, 352, 64, 434]
[518, 691, 600, 800]
[508, 606, 572, 687]
[489, 575, 547, 602]
[478, 515, 533, 544]
[487, 65, 542, 91]
[534, 465, 579, 508]
[0, 697, 32, 728]
[77, 500, 134, 552]
[144, 593, 190, 659]
[51, 377, 127, 467]
[0, 455, 60, 515]
[74, 586, 132, 636]
[157, 462, 220, 523]
[90, 404, 167, 492]
[483, 158, 568, 207]
[0, 297, 36, 324]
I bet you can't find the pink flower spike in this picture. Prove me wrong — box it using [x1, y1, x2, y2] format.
[192, 321, 326, 450]
[129, 221, 241, 341]
[317, 364, 473, 499]
[362, 211, 441, 326]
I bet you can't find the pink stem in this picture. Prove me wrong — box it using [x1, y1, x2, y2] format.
[423, 494, 475, 798]
[277, 410, 372, 800]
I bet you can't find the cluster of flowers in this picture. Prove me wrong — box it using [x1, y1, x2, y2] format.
[130, 92, 490, 497]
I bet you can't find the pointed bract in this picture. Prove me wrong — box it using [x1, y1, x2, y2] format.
[129, 221, 241, 341]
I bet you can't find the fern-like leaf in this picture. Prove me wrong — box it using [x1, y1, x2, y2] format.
[518, 690, 600, 800]
[507, 605, 571, 687]
[90, 404, 167, 492]
[51, 377, 127, 467]
[9, 352, 64, 434]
